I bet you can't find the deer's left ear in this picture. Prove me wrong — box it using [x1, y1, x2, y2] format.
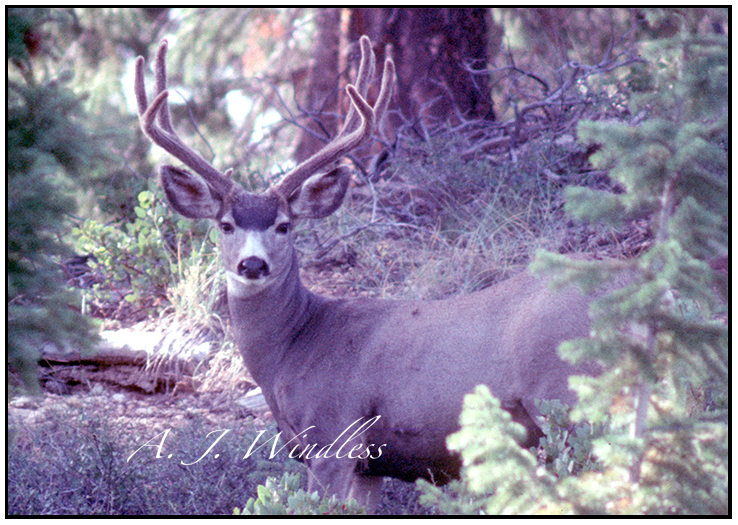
[288, 166, 350, 219]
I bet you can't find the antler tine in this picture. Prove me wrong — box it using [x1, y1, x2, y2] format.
[153, 40, 175, 135]
[372, 55, 395, 134]
[134, 40, 233, 197]
[340, 36, 376, 137]
[274, 36, 395, 199]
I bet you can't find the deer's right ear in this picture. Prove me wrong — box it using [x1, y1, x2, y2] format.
[160, 165, 222, 219]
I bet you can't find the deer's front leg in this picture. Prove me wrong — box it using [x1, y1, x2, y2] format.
[307, 456, 380, 512]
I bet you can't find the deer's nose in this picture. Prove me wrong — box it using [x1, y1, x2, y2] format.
[238, 256, 270, 280]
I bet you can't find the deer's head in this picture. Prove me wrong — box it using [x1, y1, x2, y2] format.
[134, 37, 394, 298]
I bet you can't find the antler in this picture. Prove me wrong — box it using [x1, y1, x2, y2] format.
[273, 35, 395, 199]
[136, 36, 393, 201]
[134, 40, 233, 197]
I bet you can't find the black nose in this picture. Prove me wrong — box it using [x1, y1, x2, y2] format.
[238, 256, 270, 279]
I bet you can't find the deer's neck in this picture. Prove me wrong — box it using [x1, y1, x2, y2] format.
[227, 249, 323, 388]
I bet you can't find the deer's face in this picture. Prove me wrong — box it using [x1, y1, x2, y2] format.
[159, 164, 351, 299]
[217, 190, 294, 298]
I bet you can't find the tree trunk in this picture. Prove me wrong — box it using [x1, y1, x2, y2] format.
[294, 8, 342, 163]
[350, 8, 496, 128]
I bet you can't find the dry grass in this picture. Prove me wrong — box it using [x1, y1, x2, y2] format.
[294, 129, 605, 303]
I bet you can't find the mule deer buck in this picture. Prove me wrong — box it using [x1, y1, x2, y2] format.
[135, 36, 598, 510]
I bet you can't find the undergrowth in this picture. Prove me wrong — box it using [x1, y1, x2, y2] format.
[7, 403, 302, 515]
[296, 124, 617, 302]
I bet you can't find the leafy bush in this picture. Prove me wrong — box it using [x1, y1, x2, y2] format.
[534, 399, 601, 479]
[73, 182, 218, 318]
[234, 472, 366, 515]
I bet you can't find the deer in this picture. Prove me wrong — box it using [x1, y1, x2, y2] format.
[134, 36, 599, 511]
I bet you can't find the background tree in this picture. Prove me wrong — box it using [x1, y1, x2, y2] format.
[293, 9, 341, 163]
[8, 8, 104, 390]
[350, 8, 496, 127]
[293, 8, 500, 169]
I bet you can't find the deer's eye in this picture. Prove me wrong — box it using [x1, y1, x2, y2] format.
[220, 221, 235, 234]
[275, 222, 291, 235]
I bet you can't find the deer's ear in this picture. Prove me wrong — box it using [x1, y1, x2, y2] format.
[288, 166, 350, 219]
[160, 165, 222, 219]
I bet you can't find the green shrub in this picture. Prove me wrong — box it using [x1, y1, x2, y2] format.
[235, 472, 366, 515]
[534, 399, 601, 479]
[73, 182, 218, 317]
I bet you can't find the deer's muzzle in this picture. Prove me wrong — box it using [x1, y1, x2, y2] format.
[238, 256, 270, 280]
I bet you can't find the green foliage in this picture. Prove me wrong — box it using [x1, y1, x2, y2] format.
[418, 386, 559, 515]
[420, 384, 727, 515]
[73, 183, 218, 316]
[235, 473, 366, 515]
[536, 10, 728, 514]
[8, 8, 100, 391]
[534, 399, 601, 479]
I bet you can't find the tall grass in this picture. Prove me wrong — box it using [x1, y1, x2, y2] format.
[296, 128, 583, 302]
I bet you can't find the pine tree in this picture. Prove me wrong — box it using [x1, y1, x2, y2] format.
[542, 9, 727, 512]
[8, 8, 100, 391]
[421, 9, 727, 514]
